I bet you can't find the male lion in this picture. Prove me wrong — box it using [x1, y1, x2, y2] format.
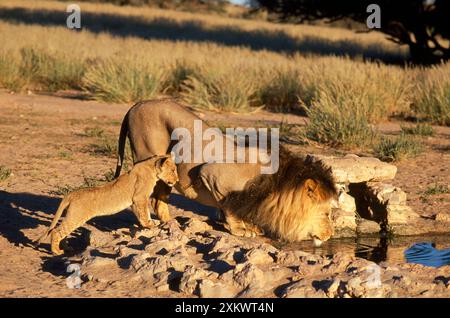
[36, 155, 178, 255]
[114, 99, 337, 244]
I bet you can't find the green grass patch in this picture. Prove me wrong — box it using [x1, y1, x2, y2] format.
[424, 184, 449, 196]
[0, 166, 12, 182]
[374, 134, 424, 162]
[88, 135, 118, 158]
[83, 126, 105, 138]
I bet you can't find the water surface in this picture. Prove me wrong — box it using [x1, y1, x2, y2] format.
[281, 234, 450, 267]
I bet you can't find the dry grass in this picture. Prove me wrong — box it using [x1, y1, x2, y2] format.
[0, 0, 449, 149]
[303, 81, 377, 148]
[82, 58, 163, 103]
[411, 64, 450, 126]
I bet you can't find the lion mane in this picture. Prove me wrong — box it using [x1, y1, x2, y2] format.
[221, 147, 338, 242]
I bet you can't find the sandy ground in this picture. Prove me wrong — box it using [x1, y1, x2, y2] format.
[0, 90, 449, 297]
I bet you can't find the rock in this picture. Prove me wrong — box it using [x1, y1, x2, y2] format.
[312, 154, 397, 183]
[322, 253, 356, 273]
[130, 253, 152, 272]
[357, 219, 380, 234]
[387, 205, 419, 225]
[435, 213, 450, 223]
[209, 235, 247, 253]
[145, 238, 185, 255]
[242, 248, 274, 265]
[346, 277, 364, 297]
[332, 209, 356, 233]
[231, 262, 265, 289]
[160, 219, 187, 241]
[215, 247, 243, 265]
[274, 250, 311, 265]
[133, 227, 161, 240]
[280, 279, 327, 298]
[181, 219, 213, 234]
[326, 278, 341, 297]
[116, 245, 139, 258]
[83, 256, 117, 268]
[146, 246, 192, 274]
[198, 279, 237, 298]
[337, 192, 356, 212]
[366, 182, 407, 205]
[179, 266, 213, 295]
[88, 228, 113, 248]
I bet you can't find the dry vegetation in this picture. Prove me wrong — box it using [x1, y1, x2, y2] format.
[0, 0, 449, 158]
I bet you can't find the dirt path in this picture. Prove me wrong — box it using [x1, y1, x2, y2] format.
[0, 90, 449, 297]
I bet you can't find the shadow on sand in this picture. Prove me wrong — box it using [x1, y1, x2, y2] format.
[0, 189, 217, 275]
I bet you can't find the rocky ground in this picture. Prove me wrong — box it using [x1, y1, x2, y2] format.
[0, 90, 449, 297]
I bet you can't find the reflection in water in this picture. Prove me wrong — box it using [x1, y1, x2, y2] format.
[284, 234, 450, 265]
[404, 242, 450, 268]
[354, 237, 388, 264]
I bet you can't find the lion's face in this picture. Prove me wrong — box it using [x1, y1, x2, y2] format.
[305, 199, 334, 246]
[156, 156, 179, 187]
[300, 179, 335, 246]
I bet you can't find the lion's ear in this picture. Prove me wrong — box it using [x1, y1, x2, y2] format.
[304, 179, 318, 195]
[155, 156, 168, 173]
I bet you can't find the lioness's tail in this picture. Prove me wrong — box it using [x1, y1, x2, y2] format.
[114, 111, 129, 178]
[34, 195, 71, 246]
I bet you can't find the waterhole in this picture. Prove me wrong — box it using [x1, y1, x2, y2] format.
[279, 234, 450, 268]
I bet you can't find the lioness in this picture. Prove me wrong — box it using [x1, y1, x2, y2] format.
[36, 154, 178, 255]
[114, 99, 337, 244]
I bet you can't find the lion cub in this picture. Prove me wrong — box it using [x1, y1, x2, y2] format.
[35, 154, 178, 255]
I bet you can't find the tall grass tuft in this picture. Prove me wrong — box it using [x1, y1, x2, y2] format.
[258, 69, 314, 113]
[83, 58, 163, 103]
[181, 66, 261, 112]
[163, 59, 200, 95]
[20, 47, 85, 91]
[303, 82, 377, 148]
[412, 64, 450, 126]
[0, 52, 26, 92]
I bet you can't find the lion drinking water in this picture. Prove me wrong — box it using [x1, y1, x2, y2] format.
[35, 154, 178, 255]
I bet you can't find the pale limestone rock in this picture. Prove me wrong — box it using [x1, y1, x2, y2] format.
[198, 279, 237, 298]
[181, 218, 213, 234]
[337, 191, 356, 212]
[435, 212, 450, 223]
[312, 154, 397, 183]
[332, 209, 356, 232]
[367, 182, 407, 205]
[179, 266, 216, 295]
[356, 219, 381, 234]
[242, 248, 274, 265]
[387, 205, 419, 225]
[231, 262, 265, 289]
